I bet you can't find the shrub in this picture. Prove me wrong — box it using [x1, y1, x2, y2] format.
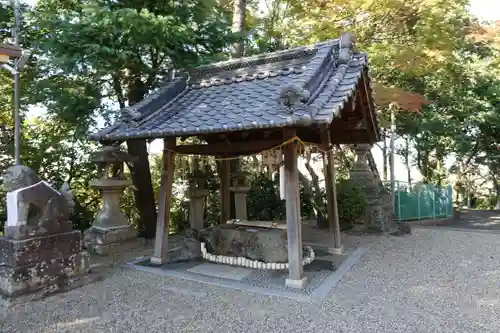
[336, 179, 367, 228]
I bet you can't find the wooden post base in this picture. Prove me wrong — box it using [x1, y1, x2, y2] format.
[285, 277, 308, 289]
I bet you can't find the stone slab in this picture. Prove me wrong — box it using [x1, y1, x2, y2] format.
[84, 226, 138, 256]
[90, 239, 142, 256]
[203, 224, 288, 263]
[187, 263, 253, 281]
[128, 246, 367, 301]
[0, 252, 89, 298]
[0, 231, 82, 267]
[85, 226, 136, 245]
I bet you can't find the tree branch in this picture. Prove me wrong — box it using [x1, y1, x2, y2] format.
[112, 73, 126, 109]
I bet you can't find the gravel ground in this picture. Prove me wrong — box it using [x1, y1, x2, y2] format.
[2, 227, 500, 333]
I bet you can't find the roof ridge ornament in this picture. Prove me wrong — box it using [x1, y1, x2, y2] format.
[338, 32, 355, 65]
[279, 86, 310, 109]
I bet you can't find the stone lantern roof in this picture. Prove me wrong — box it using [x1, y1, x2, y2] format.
[90, 145, 136, 164]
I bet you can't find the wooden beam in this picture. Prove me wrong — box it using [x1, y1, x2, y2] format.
[283, 129, 307, 289]
[151, 137, 176, 265]
[175, 139, 285, 156]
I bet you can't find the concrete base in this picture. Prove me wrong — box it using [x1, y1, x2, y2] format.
[328, 246, 344, 255]
[150, 256, 166, 266]
[0, 231, 90, 299]
[285, 276, 308, 289]
[84, 226, 138, 256]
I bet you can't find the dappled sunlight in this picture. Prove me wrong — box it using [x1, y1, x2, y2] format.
[43, 317, 100, 332]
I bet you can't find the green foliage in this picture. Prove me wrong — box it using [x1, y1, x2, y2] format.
[247, 172, 285, 221]
[336, 179, 368, 228]
[1, 0, 499, 238]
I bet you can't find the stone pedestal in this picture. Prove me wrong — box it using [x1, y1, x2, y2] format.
[0, 231, 89, 298]
[0, 165, 90, 300]
[230, 172, 250, 221]
[230, 187, 250, 220]
[350, 144, 390, 232]
[84, 179, 137, 255]
[84, 226, 137, 255]
[188, 171, 209, 231]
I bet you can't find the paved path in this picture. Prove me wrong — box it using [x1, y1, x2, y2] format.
[424, 210, 500, 231]
[2, 226, 500, 333]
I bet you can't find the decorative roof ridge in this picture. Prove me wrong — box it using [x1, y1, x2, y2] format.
[188, 65, 306, 89]
[124, 74, 188, 122]
[190, 39, 340, 77]
[308, 55, 367, 123]
[89, 75, 190, 141]
[134, 75, 192, 127]
[278, 33, 355, 110]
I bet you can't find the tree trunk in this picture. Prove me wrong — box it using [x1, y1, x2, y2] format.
[303, 152, 327, 228]
[382, 129, 388, 181]
[298, 171, 325, 227]
[231, 0, 246, 58]
[404, 137, 411, 186]
[229, 0, 246, 218]
[126, 139, 157, 238]
[125, 78, 157, 239]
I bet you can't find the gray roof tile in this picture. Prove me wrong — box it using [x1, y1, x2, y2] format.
[90, 33, 379, 141]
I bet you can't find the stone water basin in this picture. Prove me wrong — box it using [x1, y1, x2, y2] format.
[201, 223, 288, 263]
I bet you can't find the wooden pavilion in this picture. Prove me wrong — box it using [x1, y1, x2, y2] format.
[90, 32, 380, 288]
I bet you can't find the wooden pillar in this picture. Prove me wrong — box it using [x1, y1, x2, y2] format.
[219, 159, 231, 224]
[151, 137, 176, 265]
[324, 149, 343, 254]
[283, 139, 307, 289]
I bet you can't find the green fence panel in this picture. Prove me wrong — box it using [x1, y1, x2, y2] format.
[389, 181, 453, 223]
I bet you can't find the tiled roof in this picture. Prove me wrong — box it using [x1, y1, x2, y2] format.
[90, 33, 376, 141]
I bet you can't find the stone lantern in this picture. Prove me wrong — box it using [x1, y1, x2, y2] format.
[84, 144, 137, 255]
[0, 43, 22, 64]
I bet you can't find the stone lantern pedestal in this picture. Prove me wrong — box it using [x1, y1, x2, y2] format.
[230, 171, 250, 221]
[84, 145, 138, 255]
[187, 170, 209, 231]
[350, 144, 390, 231]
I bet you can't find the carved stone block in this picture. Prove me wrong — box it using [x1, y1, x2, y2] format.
[0, 230, 89, 298]
[0, 252, 88, 298]
[0, 231, 82, 267]
[5, 180, 72, 240]
[202, 224, 288, 263]
[84, 226, 137, 256]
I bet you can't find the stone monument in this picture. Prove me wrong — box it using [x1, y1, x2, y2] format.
[350, 144, 392, 232]
[84, 144, 137, 255]
[0, 165, 89, 299]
